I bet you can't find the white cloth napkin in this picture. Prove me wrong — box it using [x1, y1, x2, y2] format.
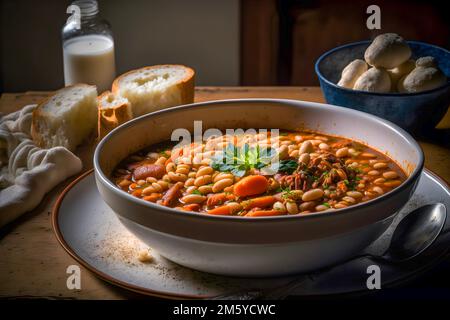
[0, 105, 82, 227]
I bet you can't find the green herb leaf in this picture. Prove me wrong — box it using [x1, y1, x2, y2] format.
[192, 189, 202, 195]
[278, 159, 298, 174]
[210, 143, 276, 177]
[159, 150, 170, 158]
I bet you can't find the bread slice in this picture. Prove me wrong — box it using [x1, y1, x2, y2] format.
[97, 91, 132, 139]
[112, 65, 195, 117]
[31, 84, 98, 151]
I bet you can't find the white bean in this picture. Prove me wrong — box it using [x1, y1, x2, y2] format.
[198, 185, 213, 194]
[212, 178, 234, 193]
[315, 205, 329, 212]
[166, 162, 176, 172]
[373, 162, 388, 169]
[302, 189, 324, 201]
[383, 171, 398, 179]
[184, 178, 195, 187]
[342, 196, 356, 204]
[181, 194, 206, 204]
[194, 175, 212, 187]
[299, 140, 313, 154]
[185, 186, 197, 194]
[372, 186, 384, 195]
[155, 156, 167, 165]
[300, 201, 316, 211]
[289, 150, 299, 158]
[299, 153, 310, 165]
[278, 145, 289, 160]
[346, 191, 363, 199]
[213, 173, 234, 183]
[336, 147, 349, 158]
[146, 177, 157, 183]
[176, 164, 190, 175]
[273, 201, 286, 212]
[360, 152, 377, 159]
[286, 201, 299, 214]
[195, 166, 213, 177]
[319, 143, 330, 150]
[168, 171, 187, 182]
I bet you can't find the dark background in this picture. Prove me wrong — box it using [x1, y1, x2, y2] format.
[1, 0, 449, 91]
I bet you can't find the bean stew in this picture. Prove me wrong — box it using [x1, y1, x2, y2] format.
[112, 131, 407, 217]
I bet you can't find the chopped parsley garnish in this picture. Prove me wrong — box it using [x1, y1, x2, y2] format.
[192, 189, 202, 195]
[211, 143, 276, 177]
[344, 178, 357, 190]
[159, 150, 170, 158]
[278, 159, 299, 174]
[281, 189, 296, 200]
[276, 186, 291, 193]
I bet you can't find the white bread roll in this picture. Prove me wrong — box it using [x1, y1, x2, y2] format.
[353, 68, 391, 93]
[364, 33, 411, 69]
[415, 56, 437, 68]
[97, 91, 132, 139]
[31, 84, 98, 151]
[337, 59, 368, 89]
[112, 65, 195, 117]
[398, 66, 446, 93]
[387, 59, 415, 90]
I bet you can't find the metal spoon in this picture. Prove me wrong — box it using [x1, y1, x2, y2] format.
[213, 203, 447, 300]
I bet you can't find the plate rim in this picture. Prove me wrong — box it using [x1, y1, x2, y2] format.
[52, 168, 208, 299]
[52, 167, 450, 299]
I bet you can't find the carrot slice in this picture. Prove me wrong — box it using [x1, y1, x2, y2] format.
[165, 157, 173, 166]
[241, 196, 276, 210]
[245, 209, 286, 217]
[181, 204, 200, 212]
[143, 193, 161, 202]
[206, 193, 236, 207]
[207, 203, 242, 215]
[233, 175, 269, 197]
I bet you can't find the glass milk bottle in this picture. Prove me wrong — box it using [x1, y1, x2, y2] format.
[62, 0, 116, 93]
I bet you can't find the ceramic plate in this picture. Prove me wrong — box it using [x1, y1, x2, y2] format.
[53, 169, 450, 299]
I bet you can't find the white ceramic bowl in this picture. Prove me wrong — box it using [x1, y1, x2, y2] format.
[94, 99, 424, 277]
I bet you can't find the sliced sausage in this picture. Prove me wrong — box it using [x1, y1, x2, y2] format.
[133, 164, 165, 180]
[161, 182, 183, 206]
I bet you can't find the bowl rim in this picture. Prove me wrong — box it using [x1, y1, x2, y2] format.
[94, 98, 424, 223]
[315, 40, 450, 96]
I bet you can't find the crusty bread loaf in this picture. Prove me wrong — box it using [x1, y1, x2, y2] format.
[31, 84, 98, 151]
[337, 59, 368, 89]
[354, 67, 391, 93]
[398, 66, 446, 93]
[387, 59, 415, 90]
[97, 91, 132, 139]
[111, 65, 195, 117]
[364, 33, 411, 69]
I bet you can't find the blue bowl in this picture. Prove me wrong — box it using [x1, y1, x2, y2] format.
[315, 41, 450, 133]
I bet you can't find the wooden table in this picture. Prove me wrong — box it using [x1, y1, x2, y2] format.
[1, 87, 449, 299]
